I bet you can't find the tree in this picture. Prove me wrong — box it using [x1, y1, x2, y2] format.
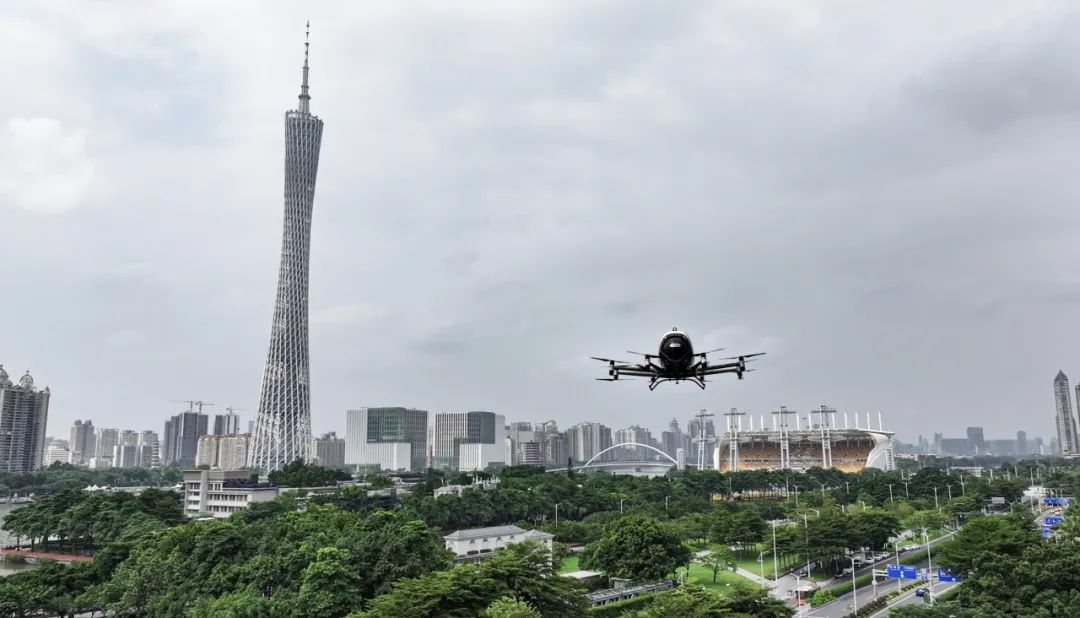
[936, 513, 1039, 575]
[636, 583, 732, 617]
[581, 515, 690, 581]
[268, 460, 351, 488]
[698, 547, 735, 583]
[483, 596, 542, 618]
[726, 585, 794, 618]
[298, 547, 364, 617]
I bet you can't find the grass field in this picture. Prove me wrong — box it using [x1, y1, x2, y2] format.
[559, 556, 580, 574]
[677, 562, 757, 595]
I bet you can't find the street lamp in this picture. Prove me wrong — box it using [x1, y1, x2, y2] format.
[858, 500, 868, 511]
[757, 550, 767, 588]
[772, 520, 779, 582]
[619, 498, 626, 514]
[794, 485, 800, 508]
[849, 554, 859, 614]
[794, 573, 803, 614]
[903, 481, 911, 500]
[665, 496, 670, 512]
[845, 480, 851, 494]
[946, 485, 952, 501]
[933, 487, 939, 510]
[555, 503, 561, 529]
[888, 484, 894, 504]
[801, 514, 812, 580]
[959, 475, 966, 496]
[924, 528, 935, 604]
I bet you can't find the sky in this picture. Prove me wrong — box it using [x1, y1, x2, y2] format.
[2, 1, 1079, 443]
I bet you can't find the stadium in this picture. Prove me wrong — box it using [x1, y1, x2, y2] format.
[713, 408, 895, 472]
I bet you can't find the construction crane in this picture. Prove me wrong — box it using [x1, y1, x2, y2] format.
[170, 400, 215, 414]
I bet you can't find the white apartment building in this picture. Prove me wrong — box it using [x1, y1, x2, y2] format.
[443, 525, 554, 562]
[183, 469, 277, 518]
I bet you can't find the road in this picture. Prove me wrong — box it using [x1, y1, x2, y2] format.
[797, 532, 957, 618]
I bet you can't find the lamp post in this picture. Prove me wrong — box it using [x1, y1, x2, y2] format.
[772, 520, 779, 582]
[555, 503, 560, 529]
[619, 498, 626, 514]
[959, 475, 966, 496]
[924, 528, 935, 604]
[845, 480, 851, 494]
[888, 484, 894, 504]
[849, 554, 858, 614]
[858, 500, 868, 511]
[801, 514, 812, 580]
[665, 496, 670, 512]
[933, 487, 939, 510]
[794, 485, 800, 508]
[946, 485, 952, 501]
[819, 482, 827, 499]
[903, 481, 911, 500]
[758, 551, 767, 588]
[794, 573, 803, 615]
[893, 537, 902, 593]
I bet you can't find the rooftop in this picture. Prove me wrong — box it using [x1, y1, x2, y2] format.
[444, 525, 526, 540]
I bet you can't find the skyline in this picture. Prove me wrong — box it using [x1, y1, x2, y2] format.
[4, 3, 1080, 440]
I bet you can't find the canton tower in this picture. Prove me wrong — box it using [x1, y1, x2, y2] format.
[250, 24, 324, 472]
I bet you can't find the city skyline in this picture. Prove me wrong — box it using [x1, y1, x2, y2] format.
[6, 4, 1080, 440]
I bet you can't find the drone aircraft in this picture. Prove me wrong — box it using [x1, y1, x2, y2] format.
[592, 327, 764, 390]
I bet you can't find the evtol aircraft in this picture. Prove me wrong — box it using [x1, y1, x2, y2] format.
[592, 327, 764, 390]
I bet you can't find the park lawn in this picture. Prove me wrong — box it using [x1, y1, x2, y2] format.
[678, 563, 755, 595]
[559, 556, 580, 574]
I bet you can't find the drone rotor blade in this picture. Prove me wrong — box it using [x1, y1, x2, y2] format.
[699, 347, 726, 355]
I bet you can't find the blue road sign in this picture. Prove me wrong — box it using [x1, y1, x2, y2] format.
[886, 564, 901, 579]
[938, 569, 960, 583]
[1042, 527, 1054, 539]
[1045, 516, 1064, 526]
[901, 565, 918, 580]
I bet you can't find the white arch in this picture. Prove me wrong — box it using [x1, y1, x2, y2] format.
[582, 442, 678, 468]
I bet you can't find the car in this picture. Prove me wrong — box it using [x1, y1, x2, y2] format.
[915, 587, 928, 597]
[841, 567, 854, 576]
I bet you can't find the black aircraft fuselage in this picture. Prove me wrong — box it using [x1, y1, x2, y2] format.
[657, 330, 694, 370]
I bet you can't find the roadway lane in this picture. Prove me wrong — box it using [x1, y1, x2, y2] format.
[800, 541, 954, 618]
[864, 581, 959, 617]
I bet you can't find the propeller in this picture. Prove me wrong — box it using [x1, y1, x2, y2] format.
[698, 347, 726, 356]
[596, 377, 635, 381]
[626, 351, 655, 359]
[719, 352, 766, 361]
[591, 356, 630, 365]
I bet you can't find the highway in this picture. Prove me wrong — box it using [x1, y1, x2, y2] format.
[797, 532, 957, 618]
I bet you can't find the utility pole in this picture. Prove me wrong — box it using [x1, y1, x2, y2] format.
[694, 409, 714, 470]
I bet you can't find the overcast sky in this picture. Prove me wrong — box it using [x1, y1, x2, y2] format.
[3, 1, 1080, 443]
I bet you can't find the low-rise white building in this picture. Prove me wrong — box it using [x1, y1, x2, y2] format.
[443, 525, 554, 563]
[183, 469, 278, 518]
[433, 478, 501, 498]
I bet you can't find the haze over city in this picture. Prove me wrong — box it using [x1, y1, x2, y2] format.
[3, 2, 1080, 441]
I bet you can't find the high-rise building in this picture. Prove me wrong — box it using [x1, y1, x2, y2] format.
[661, 418, 686, 461]
[195, 434, 251, 470]
[1016, 431, 1028, 456]
[345, 408, 428, 472]
[0, 367, 50, 472]
[250, 29, 325, 473]
[113, 444, 139, 468]
[965, 427, 985, 454]
[95, 428, 119, 461]
[430, 411, 506, 472]
[213, 412, 241, 436]
[138, 431, 160, 467]
[505, 422, 536, 466]
[68, 420, 96, 465]
[565, 422, 613, 464]
[309, 432, 345, 468]
[164, 411, 209, 466]
[1054, 371, 1079, 455]
[614, 425, 655, 461]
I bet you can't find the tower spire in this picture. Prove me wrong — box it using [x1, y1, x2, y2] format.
[299, 21, 311, 113]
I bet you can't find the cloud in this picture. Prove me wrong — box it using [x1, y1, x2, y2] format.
[0, 117, 95, 215]
[311, 303, 388, 328]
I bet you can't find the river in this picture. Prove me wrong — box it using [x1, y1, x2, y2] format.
[0, 502, 35, 576]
